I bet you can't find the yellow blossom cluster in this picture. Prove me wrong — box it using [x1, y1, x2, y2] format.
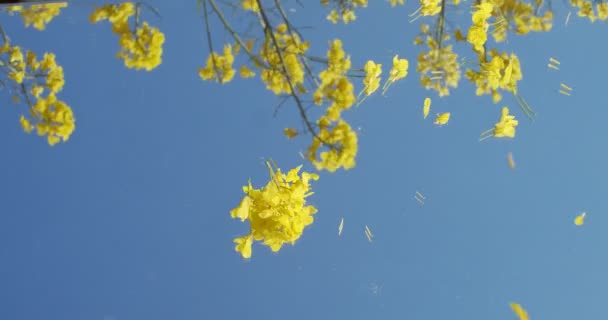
[0, 41, 73, 145]
[230, 162, 319, 259]
[198, 44, 236, 83]
[6, 2, 67, 30]
[415, 25, 461, 96]
[322, 0, 368, 24]
[467, 2, 494, 54]
[489, 0, 553, 42]
[570, 0, 608, 21]
[307, 40, 358, 172]
[258, 24, 309, 95]
[21, 93, 75, 146]
[313, 40, 354, 119]
[309, 118, 358, 172]
[465, 49, 522, 103]
[199, 39, 257, 84]
[480, 107, 518, 140]
[90, 2, 165, 71]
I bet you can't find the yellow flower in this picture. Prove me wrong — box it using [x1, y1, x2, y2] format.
[234, 235, 254, 259]
[362, 60, 382, 96]
[242, 0, 259, 12]
[19, 115, 34, 133]
[388, 55, 409, 82]
[480, 107, 518, 140]
[574, 212, 586, 226]
[434, 112, 450, 125]
[510, 303, 529, 320]
[423, 97, 431, 119]
[493, 107, 518, 138]
[327, 10, 340, 24]
[283, 127, 298, 139]
[239, 65, 255, 78]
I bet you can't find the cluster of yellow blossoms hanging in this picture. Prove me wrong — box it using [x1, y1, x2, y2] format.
[231, 162, 319, 259]
[198, 44, 236, 83]
[569, 0, 608, 22]
[307, 40, 358, 172]
[90, 2, 165, 71]
[465, 49, 522, 104]
[414, 24, 461, 97]
[0, 39, 73, 145]
[5, 2, 67, 30]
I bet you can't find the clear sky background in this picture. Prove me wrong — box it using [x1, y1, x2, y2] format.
[0, 1, 607, 320]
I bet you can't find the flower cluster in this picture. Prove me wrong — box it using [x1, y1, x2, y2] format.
[570, 0, 608, 22]
[321, 0, 368, 24]
[6, 2, 67, 30]
[231, 162, 319, 259]
[490, 0, 553, 42]
[0, 41, 74, 145]
[307, 40, 358, 172]
[198, 44, 236, 83]
[20, 93, 75, 146]
[90, 2, 165, 71]
[465, 49, 522, 103]
[415, 25, 461, 97]
[467, 2, 493, 54]
[258, 24, 309, 95]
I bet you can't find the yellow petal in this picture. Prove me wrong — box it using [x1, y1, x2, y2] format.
[510, 303, 529, 320]
[234, 235, 254, 259]
[434, 112, 451, 125]
[423, 97, 431, 119]
[508, 152, 516, 169]
[338, 217, 344, 236]
[574, 212, 586, 226]
[230, 196, 250, 221]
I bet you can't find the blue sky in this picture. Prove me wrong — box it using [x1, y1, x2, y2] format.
[0, 1, 607, 319]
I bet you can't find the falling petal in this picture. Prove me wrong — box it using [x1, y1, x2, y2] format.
[423, 97, 431, 119]
[510, 303, 529, 320]
[574, 212, 586, 226]
[338, 217, 344, 236]
[434, 112, 451, 125]
[508, 152, 516, 169]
